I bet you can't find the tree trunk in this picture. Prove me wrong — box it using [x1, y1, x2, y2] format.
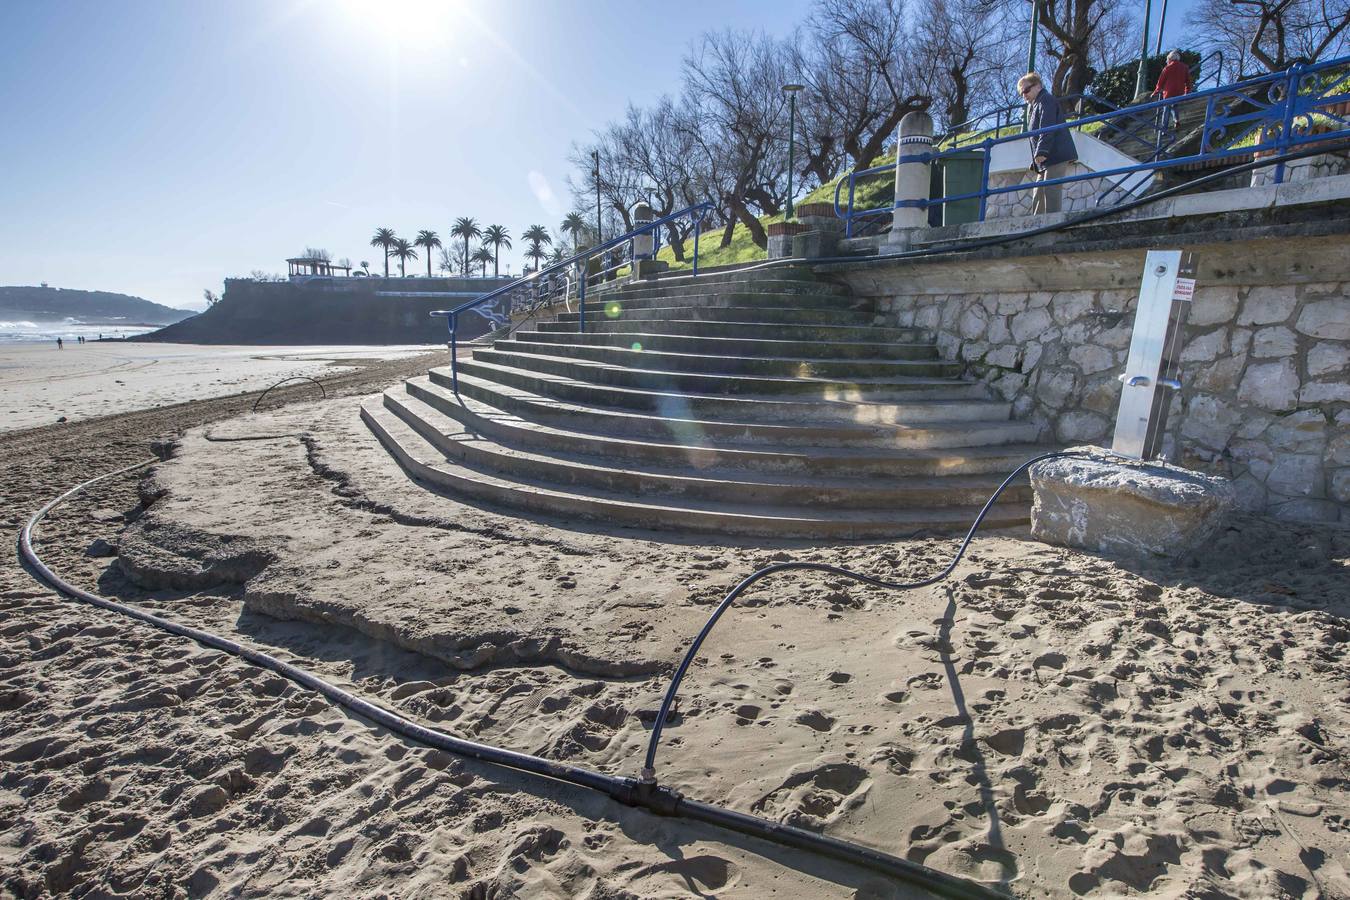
[383, 249, 390, 278]
[731, 198, 768, 249]
[719, 216, 736, 248]
[426, 252, 432, 278]
[463, 238, 470, 276]
[493, 247, 500, 277]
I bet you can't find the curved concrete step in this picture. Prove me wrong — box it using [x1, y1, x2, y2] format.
[493, 338, 941, 379]
[535, 318, 928, 344]
[467, 348, 963, 395]
[601, 279, 852, 300]
[439, 362, 995, 423]
[557, 305, 876, 326]
[516, 329, 935, 361]
[362, 398, 1033, 539]
[577, 291, 869, 315]
[407, 376, 1036, 467]
[382, 390, 1035, 510]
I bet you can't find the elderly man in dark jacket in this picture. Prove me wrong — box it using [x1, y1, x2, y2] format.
[1018, 72, 1079, 214]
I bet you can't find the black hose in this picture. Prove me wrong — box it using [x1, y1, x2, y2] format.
[723, 140, 1350, 275]
[252, 376, 327, 412]
[641, 450, 1079, 780]
[17, 460, 1005, 900]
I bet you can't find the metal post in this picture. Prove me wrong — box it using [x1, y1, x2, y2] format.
[1154, 0, 1168, 55]
[578, 266, 587, 334]
[782, 83, 805, 221]
[692, 215, 702, 277]
[1274, 64, 1301, 184]
[449, 316, 460, 396]
[1027, 0, 1039, 75]
[1113, 250, 1196, 460]
[1135, 0, 1153, 99]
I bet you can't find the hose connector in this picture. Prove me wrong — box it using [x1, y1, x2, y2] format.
[639, 766, 657, 784]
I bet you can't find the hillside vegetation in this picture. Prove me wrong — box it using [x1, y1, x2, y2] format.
[0, 286, 193, 323]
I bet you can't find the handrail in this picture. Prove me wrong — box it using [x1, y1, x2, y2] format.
[431, 201, 713, 395]
[832, 53, 1350, 234]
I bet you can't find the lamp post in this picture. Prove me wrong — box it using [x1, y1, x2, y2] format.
[1027, 0, 1039, 75]
[1154, 0, 1169, 55]
[1134, 0, 1153, 98]
[593, 150, 603, 245]
[782, 83, 805, 221]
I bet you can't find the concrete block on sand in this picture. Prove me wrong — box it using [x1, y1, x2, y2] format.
[1030, 445, 1236, 558]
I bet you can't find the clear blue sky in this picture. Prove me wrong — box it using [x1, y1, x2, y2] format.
[1, 0, 1194, 310]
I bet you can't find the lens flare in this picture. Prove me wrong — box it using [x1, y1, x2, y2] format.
[631, 342, 643, 352]
[605, 301, 622, 318]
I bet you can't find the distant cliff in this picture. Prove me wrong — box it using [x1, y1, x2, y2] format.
[138, 276, 511, 345]
[0, 285, 194, 323]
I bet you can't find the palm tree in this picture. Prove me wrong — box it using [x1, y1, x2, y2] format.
[414, 230, 442, 278]
[482, 225, 511, 277]
[523, 224, 552, 256]
[561, 213, 588, 253]
[471, 245, 496, 277]
[450, 217, 481, 276]
[390, 237, 418, 277]
[370, 228, 397, 278]
[359, 260, 371, 275]
[525, 239, 545, 272]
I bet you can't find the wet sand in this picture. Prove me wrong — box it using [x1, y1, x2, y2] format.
[0, 342, 438, 432]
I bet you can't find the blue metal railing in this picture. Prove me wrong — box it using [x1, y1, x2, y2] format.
[833, 54, 1350, 236]
[431, 201, 713, 395]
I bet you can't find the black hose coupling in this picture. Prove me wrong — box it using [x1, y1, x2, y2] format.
[619, 776, 683, 817]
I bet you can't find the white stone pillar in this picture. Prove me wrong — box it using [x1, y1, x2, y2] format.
[890, 111, 933, 247]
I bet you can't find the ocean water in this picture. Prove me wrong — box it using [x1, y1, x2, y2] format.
[0, 319, 158, 343]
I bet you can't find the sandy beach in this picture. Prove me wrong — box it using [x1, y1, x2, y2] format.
[0, 342, 439, 433]
[1, 371, 1347, 898]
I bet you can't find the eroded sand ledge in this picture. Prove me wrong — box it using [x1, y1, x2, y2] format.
[114, 395, 1350, 897]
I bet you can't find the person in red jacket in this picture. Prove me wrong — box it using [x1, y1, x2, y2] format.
[1152, 50, 1193, 132]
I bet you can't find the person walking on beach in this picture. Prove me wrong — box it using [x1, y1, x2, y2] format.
[1019, 72, 1078, 215]
[56, 337, 63, 350]
[1152, 50, 1193, 133]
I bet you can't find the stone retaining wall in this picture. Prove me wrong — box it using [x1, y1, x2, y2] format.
[987, 161, 1132, 219]
[831, 234, 1350, 524]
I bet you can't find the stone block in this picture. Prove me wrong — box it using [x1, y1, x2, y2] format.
[1051, 290, 1094, 325]
[1056, 411, 1110, 443]
[1251, 326, 1297, 358]
[1265, 453, 1323, 498]
[986, 316, 1011, 343]
[1295, 298, 1350, 340]
[958, 307, 988, 340]
[1263, 409, 1327, 452]
[1237, 285, 1297, 326]
[1189, 286, 1239, 327]
[1037, 369, 1079, 409]
[1300, 380, 1350, 404]
[1181, 328, 1227, 363]
[1030, 446, 1237, 559]
[1269, 497, 1341, 523]
[1010, 307, 1052, 343]
[1069, 343, 1118, 375]
[1181, 394, 1241, 450]
[1307, 342, 1350, 378]
[1331, 468, 1350, 504]
[1021, 341, 1043, 373]
[985, 345, 1020, 369]
[1237, 359, 1299, 411]
[1193, 354, 1247, 394]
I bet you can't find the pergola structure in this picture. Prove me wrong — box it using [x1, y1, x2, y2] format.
[286, 257, 351, 278]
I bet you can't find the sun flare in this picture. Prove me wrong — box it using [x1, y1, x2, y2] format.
[339, 0, 460, 49]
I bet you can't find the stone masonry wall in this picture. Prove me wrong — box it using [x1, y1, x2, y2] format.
[986, 161, 1131, 219]
[833, 236, 1350, 524]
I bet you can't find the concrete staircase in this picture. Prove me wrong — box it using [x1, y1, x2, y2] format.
[362, 266, 1052, 538]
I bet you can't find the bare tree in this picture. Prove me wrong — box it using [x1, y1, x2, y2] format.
[203, 289, 220, 307]
[682, 29, 796, 248]
[1208, 0, 1350, 72]
[803, 0, 931, 169]
[912, 0, 1020, 128]
[1032, 0, 1116, 96]
[302, 246, 332, 262]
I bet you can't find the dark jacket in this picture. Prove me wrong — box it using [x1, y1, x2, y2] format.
[1027, 89, 1078, 169]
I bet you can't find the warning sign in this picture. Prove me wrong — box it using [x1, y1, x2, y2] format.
[1173, 277, 1196, 302]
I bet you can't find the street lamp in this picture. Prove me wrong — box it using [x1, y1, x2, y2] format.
[782, 83, 805, 221]
[1134, 0, 1153, 98]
